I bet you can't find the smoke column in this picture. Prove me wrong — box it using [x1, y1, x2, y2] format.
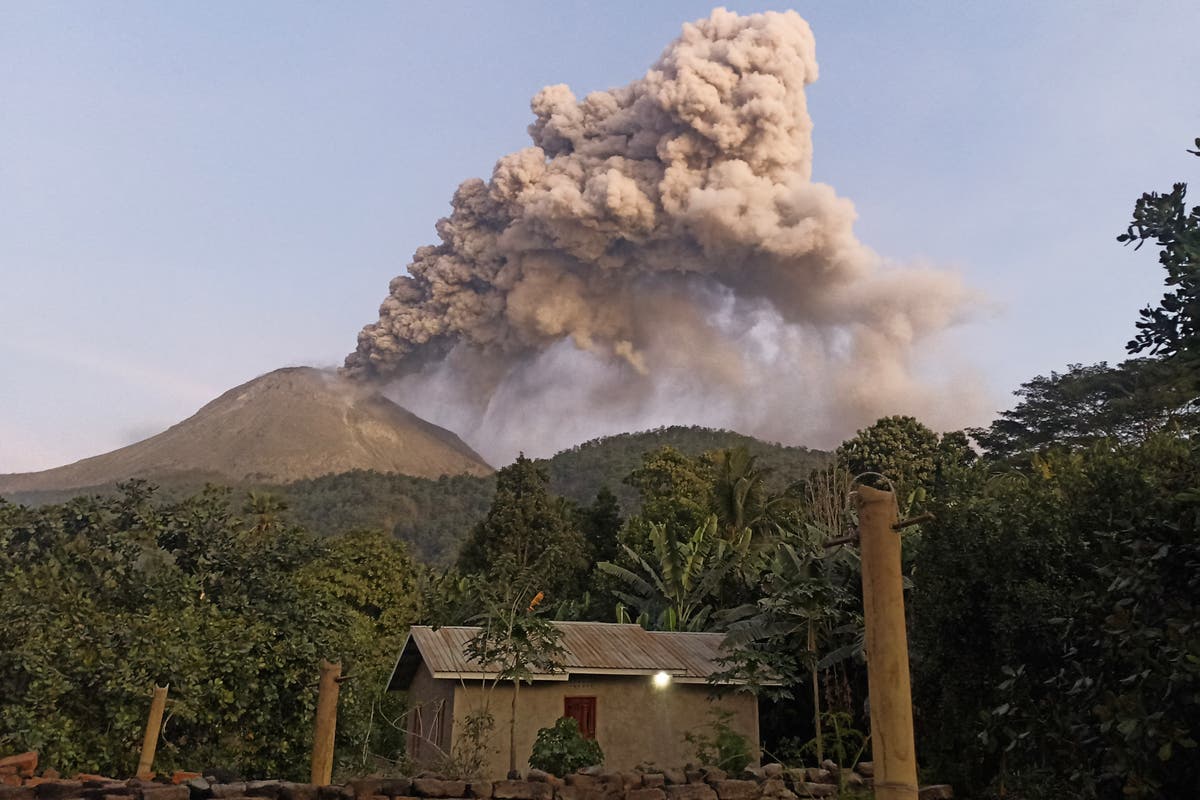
[346, 8, 980, 464]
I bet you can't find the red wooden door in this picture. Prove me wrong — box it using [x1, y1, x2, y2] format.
[564, 696, 597, 739]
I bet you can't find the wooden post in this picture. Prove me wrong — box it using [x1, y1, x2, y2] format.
[136, 685, 169, 780]
[856, 485, 919, 800]
[311, 660, 341, 785]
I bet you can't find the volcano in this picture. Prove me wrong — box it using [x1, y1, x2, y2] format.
[0, 367, 492, 496]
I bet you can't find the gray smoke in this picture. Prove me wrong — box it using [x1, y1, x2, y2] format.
[346, 8, 981, 463]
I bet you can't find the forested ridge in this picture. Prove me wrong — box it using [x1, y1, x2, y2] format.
[2, 427, 828, 565]
[2, 139, 1199, 798]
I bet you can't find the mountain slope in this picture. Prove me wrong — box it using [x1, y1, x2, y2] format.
[276, 426, 830, 563]
[543, 425, 830, 508]
[0, 367, 492, 494]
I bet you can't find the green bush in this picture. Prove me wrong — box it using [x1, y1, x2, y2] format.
[528, 717, 603, 776]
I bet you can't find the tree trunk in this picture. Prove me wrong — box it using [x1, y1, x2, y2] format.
[509, 678, 519, 776]
[809, 620, 823, 764]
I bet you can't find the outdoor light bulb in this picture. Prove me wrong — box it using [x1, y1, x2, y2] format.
[653, 671, 671, 688]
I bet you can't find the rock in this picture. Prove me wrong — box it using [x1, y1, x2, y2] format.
[854, 763, 873, 778]
[659, 773, 685, 790]
[698, 771, 725, 785]
[412, 783, 466, 800]
[0, 775, 20, 790]
[316, 787, 342, 800]
[736, 769, 761, 783]
[466, 782, 492, 799]
[245, 784, 280, 800]
[918, 787, 953, 800]
[554, 787, 594, 800]
[818, 762, 839, 779]
[640, 776, 664, 790]
[350, 783, 388, 800]
[279, 785, 318, 800]
[762, 766, 782, 781]
[41, 773, 60, 783]
[492, 784, 551, 800]
[0, 787, 36, 800]
[171, 777, 202, 788]
[845, 774, 865, 789]
[802, 770, 832, 786]
[35, 782, 84, 800]
[523, 774, 551, 786]
[710, 782, 755, 800]
[664, 787, 716, 800]
[381, 782, 412, 799]
[758, 780, 787, 798]
[180, 779, 210, 800]
[143, 787, 190, 800]
[626, 791, 664, 800]
[209, 787, 248, 800]
[0, 756, 31, 777]
[562, 777, 595, 789]
[799, 785, 837, 799]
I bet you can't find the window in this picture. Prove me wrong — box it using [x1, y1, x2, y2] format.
[564, 696, 597, 739]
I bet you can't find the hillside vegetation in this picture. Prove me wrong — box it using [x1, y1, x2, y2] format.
[3, 426, 830, 565]
[543, 426, 828, 508]
[280, 426, 828, 563]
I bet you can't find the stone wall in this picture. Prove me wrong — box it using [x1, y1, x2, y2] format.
[0, 753, 954, 800]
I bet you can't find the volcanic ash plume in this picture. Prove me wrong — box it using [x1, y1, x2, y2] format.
[345, 8, 980, 462]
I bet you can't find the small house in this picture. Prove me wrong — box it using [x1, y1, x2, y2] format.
[387, 621, 761, 774]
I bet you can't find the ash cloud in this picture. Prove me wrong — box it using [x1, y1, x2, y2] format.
[346, 8, 982, 462]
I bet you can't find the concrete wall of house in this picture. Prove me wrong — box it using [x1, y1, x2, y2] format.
[405, 661, 455, 767]
[447, 674, 759, 775]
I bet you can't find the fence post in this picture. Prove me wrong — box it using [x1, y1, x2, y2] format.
[136, 685, 169, 779]
[856, 485, 919, 800]
[310, 660, 341, 784]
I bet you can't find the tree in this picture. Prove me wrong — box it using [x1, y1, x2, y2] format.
[836, 415, 943, 500]
[578, 486, 623, 565]
[299, 530, 423, 773]
[1119, 137, 1200, 361]
[911, 436, 1200, 798]
[622, 446, 714, 536]
[599, 515, 746, 631]
[464, 586, 565, 776]
[457, 455, 588, 601]
[0, 484, 426, 779]
[706, 446, 794, 542]
[970, 358, 1199, 459]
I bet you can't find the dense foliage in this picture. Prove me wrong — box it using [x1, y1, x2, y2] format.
[528, 717, 603, 777]
[281, 471, 495, 564]
[0, 485, 421, 779]
[544, 426, 827, 510]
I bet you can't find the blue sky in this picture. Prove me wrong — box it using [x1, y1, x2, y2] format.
[2, 1, 1198, 472]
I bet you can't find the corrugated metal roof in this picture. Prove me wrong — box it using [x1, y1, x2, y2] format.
[387, 621, 748, 690]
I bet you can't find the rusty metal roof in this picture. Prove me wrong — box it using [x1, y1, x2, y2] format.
[387, 621, 749, 690]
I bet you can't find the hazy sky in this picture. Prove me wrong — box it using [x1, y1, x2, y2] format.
[2, 1, 1198, 473]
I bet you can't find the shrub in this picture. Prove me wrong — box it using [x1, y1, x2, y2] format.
[529, 717, 603, 776]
